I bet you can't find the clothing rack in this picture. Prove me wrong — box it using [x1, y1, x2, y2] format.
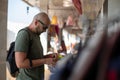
[49, 16, 120, 80]
[69, 17, 120, 80]
[96, 18, 120, 80]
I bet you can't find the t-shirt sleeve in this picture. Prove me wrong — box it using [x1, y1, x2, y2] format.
[15, 30, 29, 53]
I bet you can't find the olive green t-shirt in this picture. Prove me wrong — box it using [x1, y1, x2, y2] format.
[15, 27, 44, 80]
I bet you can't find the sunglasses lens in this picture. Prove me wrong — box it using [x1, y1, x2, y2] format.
[38, 20, 48, 30]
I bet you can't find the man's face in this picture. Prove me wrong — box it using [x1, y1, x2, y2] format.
[35, 25, 42, 35]
[36, 20, 50, 35]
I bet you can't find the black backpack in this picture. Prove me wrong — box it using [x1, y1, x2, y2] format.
[6, 41, 18, 77]
[6, 28, 32, 77]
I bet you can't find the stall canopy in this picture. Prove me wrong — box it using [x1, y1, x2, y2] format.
[22, 0, 105, 20]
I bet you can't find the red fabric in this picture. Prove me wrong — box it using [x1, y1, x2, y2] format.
[107, 70, 117, 80]
[72, 0, 82, 15]
[55, 25, 59, 35]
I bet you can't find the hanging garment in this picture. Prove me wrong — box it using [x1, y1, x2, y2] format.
[72, 0, 82, 15]
[66, 15, 74, 26]
[51, 15, 58, 25]
[106, 29, 120, 80]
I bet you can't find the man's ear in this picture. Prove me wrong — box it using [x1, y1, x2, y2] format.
[35, 20, 38, 25]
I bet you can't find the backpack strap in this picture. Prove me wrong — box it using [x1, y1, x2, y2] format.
[6, 41, 15, 61]
[18, 27, 32, 52]
[18, 27, 32, 41]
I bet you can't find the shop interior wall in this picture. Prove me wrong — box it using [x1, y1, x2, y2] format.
[108, 0, 120, 18]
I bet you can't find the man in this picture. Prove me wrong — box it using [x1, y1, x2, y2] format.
[15, 12, 57, 80]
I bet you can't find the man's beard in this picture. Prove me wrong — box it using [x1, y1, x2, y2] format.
[35, 26, 42, 35]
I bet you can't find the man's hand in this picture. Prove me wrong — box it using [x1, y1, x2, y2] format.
[45, 58, 56, 66]
[44, 53, 59, 66]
